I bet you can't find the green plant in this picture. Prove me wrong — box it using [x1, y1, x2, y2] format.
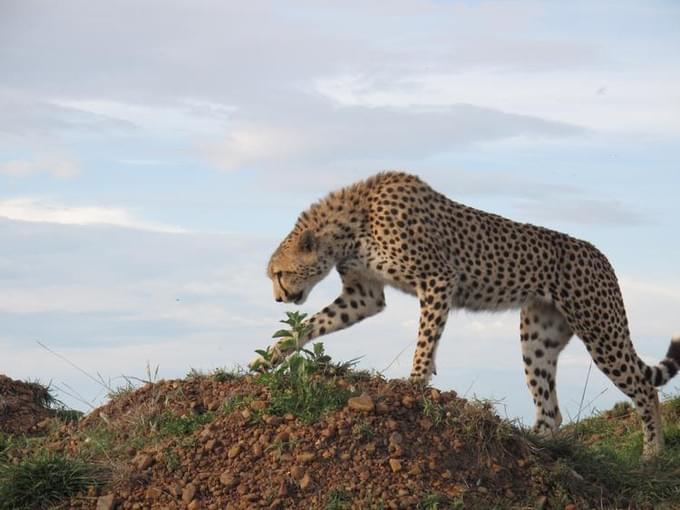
[253, 312, 358, 423]
[421, 396, 446, 427]
[417, 492, 444, 510]
[0, 453, 105, 510]
[326, 488, 351, 509]
[155, 411, 214, 437]
[352, 421, 375, 441]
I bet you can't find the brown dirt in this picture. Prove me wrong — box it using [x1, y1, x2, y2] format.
[9, 374, 585, 509]
[0, 374, 55, 435]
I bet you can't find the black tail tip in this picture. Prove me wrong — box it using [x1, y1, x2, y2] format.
[666, 335, 680, 363]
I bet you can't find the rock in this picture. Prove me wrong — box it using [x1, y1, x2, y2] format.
[299, 472, 312, 491]
[96, 494, 116, 510]
[250, 400, 267, 411]
[274, 431, 290, 443]
[389, 458, 402, 473]
[347, 393, 374, 412]
[265, 415, 282, 426]
[321, 427, 336, 439]
[168, 482, 183, 497]
[388, 432, 403, 446]
[252, 444, 263, 458]
[227, 444, 241, 459]
[290, 465, 305, 480]
[401, 395, 415, 408]
[219, 471, 239, 489]
[182, 483, 197, 504]
[296, 451, 315, 463]
[564, 505, 577, 510]
[135, 454, 154, 470]
[188, 499, 202, 510]
[240, 408, 252, 420]
[386, 419, 399, 431]
[204, 439, 217, 451]
[278, 479, 288, 497]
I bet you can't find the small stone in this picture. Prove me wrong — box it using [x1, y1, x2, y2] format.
[240, 409, 252, 420]
[135, 454, 154, 470]
[386, 419, 399, 431]
[290, 465, 305, 480]
[252, 444, 263, 457]
[168, 483, 183, 497]
[188, 500, 202, 510]
[388, 432, 403, 446]
[205, 439, 217, 451]
[284, 412, 295, 421]
[278, 479, 288, 497]
[376, 402, 389, 414]
[321, 427, 336, 439]
[401, 395, 415, 408]
[389, 458, 402, 473]
[296, 452, 315, 463]
[96, 494, 116, 510]
[182, 483, 197, 504]
[347, 393, 375, 412]
[299, 472, 312, 491]
[219, 471, 239, 489]
[250, 400, 267, 411]
[265, 415, 282, 426]
[227, 444, 241, 459]
[274, 431, 290, 443]
[564, 505, 577, 510]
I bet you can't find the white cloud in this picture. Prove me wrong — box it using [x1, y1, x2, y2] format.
[315, 71, 680, 136]
[0, 155, 79, 179]
[0, 198, 185, 233]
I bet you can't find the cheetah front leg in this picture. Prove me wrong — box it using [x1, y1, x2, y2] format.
[409, 279, 452, 384]
[251, 268, 385, 370]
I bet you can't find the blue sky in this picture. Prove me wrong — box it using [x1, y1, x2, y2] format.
[1, 0, 679, 423]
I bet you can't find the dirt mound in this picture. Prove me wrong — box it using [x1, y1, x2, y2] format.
[0, 375, 55, 435]
[11, 372, 586, 510]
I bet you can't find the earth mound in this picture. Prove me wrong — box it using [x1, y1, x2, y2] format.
[4, 357, 680, 509]
[10, 372, 577, 509]
[0, 375, 55, 435]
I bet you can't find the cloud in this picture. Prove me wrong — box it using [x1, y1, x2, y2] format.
[0, 155, 79, 179]
[515, 197, 651, 227]
[0, 198, 184, 232]
[201, 102, 584, 172]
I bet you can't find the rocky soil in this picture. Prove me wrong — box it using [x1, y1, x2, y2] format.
[0, 375, 56, 435]
[1, 372, 601, 509]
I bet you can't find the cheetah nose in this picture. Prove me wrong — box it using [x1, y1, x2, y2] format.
[275, 296, 283, 303]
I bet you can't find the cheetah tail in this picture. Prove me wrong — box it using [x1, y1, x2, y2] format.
[646, 335, 680, 387]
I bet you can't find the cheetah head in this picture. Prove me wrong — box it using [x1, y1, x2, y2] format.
[267, 229, 334, 305]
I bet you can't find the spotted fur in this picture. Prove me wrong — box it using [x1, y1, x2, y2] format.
[256, 171, 680, 457]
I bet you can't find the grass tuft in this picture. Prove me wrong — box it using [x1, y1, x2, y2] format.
[0, 453, 105, 510]
[254, 312, 357, 423]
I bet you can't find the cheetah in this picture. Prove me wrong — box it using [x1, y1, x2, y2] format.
[256, 171, 680, 457]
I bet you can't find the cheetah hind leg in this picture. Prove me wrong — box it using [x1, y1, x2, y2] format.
[520, 301, 573, 437]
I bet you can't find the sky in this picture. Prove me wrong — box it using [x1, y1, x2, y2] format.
[1, 0, 679, 424]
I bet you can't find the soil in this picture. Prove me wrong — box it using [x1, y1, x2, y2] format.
[4, 373, 589, 509]
[0, 374, 55, 435]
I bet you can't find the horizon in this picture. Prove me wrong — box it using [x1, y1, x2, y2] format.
[1, 0, 679, 425]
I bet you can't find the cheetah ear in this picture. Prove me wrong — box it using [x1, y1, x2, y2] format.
[298, 230, 317, 253]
